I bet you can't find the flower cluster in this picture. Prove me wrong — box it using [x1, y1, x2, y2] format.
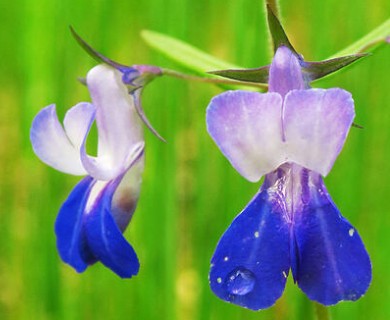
[30, 9, 373, 311]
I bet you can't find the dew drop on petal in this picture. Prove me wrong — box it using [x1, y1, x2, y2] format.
[226, 267, 256, 296]
[349, 228, 355, 237]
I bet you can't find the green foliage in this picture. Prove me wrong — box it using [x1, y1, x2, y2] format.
[0, 0, 389, 319]
[141, 30, 241, 73]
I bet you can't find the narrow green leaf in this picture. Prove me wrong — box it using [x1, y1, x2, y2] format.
[141, 30, 242, 73]
[329, 18, 390, 58]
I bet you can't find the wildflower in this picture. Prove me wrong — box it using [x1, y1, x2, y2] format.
[206, 45, 371, 309]
[30, 62, 159, 278]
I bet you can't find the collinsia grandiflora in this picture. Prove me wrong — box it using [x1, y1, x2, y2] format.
[30, 31, 162, 278]
[27, 4, 382, 311]
[206, 8, 371, 310]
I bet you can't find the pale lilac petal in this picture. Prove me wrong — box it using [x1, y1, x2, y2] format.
[284, 88, 355, 176]
[81, 140, 145, 181]
[82, 64, 143, 180]
[64, 102, 96, 149]
[206, 91, 284, 182]
[30, 104, 88, 175]
[268, 46, 305, 97]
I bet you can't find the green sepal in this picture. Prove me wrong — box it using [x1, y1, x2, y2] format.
[70, 26, 127, 69]
[208, 65, 269, 84]
[266, 5, 298, 55]
[302, 53, 369, 81]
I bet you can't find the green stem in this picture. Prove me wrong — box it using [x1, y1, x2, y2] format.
[161, 68, 268, 90]
[329, 18, 390, 58]
[314, 303, 331, 320]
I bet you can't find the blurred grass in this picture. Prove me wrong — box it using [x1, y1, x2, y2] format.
[0, 0, 389, 319]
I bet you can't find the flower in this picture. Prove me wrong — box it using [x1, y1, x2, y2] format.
[206, 46, 372, 309]
[30, 63, 156, 278]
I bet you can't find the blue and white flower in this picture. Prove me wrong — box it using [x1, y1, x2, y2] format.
[206, 46, 372, 309]
[31, 64, 153, 278]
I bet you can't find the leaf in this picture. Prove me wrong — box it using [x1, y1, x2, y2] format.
[141, 30, 242, 74]
[329, 18, 390, 58]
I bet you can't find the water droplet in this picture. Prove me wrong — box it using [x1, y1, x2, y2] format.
[226, 267, 256, 296]
[217, 277, 222, 284]
[349, 228, 355, 237]
[254, 231, 259, 238]
[224, 256, 229, 262]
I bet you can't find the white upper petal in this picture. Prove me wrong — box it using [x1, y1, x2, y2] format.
[82, 64, 144, 180]
[64, 102, 96, 150]
[30, 103, 94, 175]
[283, 88, 355, 176]
[206, 88, 355, 181]
[206, 90, 284, 182]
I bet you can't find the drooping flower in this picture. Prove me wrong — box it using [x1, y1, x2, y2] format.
[206, 45, 371, 309]
[30, 62, 159, 278]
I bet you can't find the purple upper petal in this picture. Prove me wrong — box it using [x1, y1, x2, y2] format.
[284, 88, 355, 176]
[82, 64, 144, 181]
[268, 46, 305, 97]
[207, 90, 284, 182]
[30, 103, 95, 175]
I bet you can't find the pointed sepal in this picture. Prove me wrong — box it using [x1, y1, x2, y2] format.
[266, 5, 298, 55]
[302, 54, 369, 81]
[208, 66, 269, 84]
[70, 26, 161, 89]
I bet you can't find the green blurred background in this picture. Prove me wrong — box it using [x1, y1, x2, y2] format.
[0, 0, 389, 319]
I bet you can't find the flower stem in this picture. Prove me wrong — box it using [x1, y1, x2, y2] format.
[314, 303, 331, 320]
[161, 68, 267, 90]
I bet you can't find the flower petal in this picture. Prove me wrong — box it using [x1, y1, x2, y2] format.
[30, 103, 93, 175]
[64, 102, 96, 150]
[55, 176, 96, 272]
[284, 88, 355, 176]
[209, 188, 290, 310]
[268, 46, 305, 97]
[206, 90, 284, 182]
[294, 174, 372, 305]
[83, 174, 140, 278]
[82, 64, 143, 180]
